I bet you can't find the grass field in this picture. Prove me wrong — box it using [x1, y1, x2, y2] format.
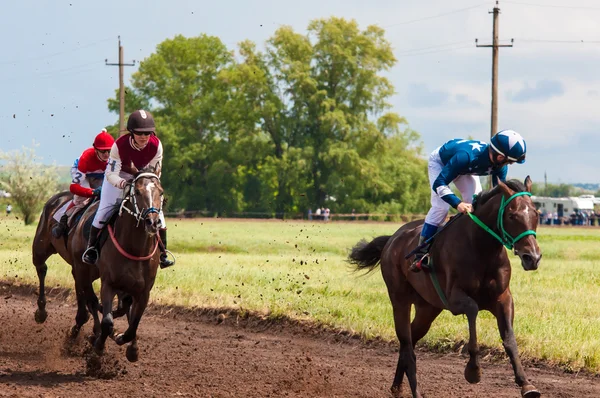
[2, 215, 600, 373]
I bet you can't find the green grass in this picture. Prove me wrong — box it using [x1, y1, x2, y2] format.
[3, 215, 600, 373]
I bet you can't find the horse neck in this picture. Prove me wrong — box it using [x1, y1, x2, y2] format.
[464, 193, 507, 256]
[113, 206, 155, 255]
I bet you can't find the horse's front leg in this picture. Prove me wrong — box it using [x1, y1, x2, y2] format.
[493, 290, 540, 398]
[448, 289, 481, 384]
[115, 291, 150, 353]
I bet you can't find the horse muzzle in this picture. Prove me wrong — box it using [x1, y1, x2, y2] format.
[516, 251, 542, 271]
[144, 217, 160, 235]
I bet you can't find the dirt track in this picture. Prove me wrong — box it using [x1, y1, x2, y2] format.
[0, 285, 599, 397]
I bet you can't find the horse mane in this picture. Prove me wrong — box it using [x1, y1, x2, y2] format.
[474, 179, 528, 209]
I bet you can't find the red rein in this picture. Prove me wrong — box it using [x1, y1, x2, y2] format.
[107, 224, 159, 261]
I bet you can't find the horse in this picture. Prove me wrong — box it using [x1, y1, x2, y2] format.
[92, 167, 164, 362]
[349, 177, 542, 398]
[32, 177, 106, 337]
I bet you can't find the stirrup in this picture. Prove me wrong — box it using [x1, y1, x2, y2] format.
[410, 253, 430, 273]
[82, 247, 98, 265]
[159, 250, 176, 269]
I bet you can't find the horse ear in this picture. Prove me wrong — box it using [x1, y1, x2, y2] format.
[497, 180, 516, 197]
[524, 175, 533, 192]
[130, 161, 139, 175]
[153, 162, 162, 177]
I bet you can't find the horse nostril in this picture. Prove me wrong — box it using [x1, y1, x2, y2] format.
[145, 219, 153, 227]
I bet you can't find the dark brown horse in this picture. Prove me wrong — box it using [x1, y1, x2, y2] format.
[349, 177, 542, 398]
[32, 177, 105, 337]
[93, 167, 164, 362]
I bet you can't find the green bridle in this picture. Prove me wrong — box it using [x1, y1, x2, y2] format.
[467, 192, 537, 250]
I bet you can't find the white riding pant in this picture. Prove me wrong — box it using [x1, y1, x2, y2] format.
[424, 147, 482, 227]
[91, 172, 166, 229]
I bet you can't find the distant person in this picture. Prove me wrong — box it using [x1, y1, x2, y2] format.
[6, 204, 12, 216]
[315, 207, 321, 220]
[307, 208, 312, 221]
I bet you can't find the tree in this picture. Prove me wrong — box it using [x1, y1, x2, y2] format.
[0, 144, 59, 225]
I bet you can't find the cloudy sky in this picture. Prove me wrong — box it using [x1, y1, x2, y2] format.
[1, 0, 599, 184]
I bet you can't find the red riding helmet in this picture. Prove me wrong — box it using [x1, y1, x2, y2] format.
[93, 129, 115, 151]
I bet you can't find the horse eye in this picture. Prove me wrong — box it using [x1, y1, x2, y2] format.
[508, 213, 516, 220]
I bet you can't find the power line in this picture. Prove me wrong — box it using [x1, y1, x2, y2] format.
[397, 40, 473, 54]
[383, 2, 491, 28]
[516, 38, 600, 43]
[397, 45, 474, 57]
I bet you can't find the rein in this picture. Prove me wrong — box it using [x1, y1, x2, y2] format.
[467, 191, 536, 250]
[109, 172, 163, 261]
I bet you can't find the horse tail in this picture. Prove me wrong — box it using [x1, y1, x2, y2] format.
[348, 235, 392, 272]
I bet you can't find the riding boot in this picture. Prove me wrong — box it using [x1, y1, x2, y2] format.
[159, 228, 175, 269]
[51, 214, 69, 239]
[409, 236, 431, 273]
[82, 226, 102, 265]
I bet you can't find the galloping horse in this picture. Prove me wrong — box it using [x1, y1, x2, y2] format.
[349, 178, 542, 398]
[92, 167, 164, 362]
[32, 177, 104, 337]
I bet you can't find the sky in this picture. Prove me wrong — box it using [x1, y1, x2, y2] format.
[1, 0, 599, 184]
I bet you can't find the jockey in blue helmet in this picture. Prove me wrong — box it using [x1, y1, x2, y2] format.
[410, 129, 527, 272]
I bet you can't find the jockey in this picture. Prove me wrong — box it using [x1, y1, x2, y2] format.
[51, 130, 114, 238]
[82, 109, 174, 268]
[410, 129, 527, 273]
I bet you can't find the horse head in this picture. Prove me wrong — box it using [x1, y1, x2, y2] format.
[474, 176, 541, 271]
[127, 163, 164, 236]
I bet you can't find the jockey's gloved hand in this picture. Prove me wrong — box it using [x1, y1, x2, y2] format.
[92, 187, 102, 197]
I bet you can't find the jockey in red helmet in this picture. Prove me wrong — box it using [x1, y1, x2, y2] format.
[52, 129, 115, 239]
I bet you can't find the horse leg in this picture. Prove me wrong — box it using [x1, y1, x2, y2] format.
[69, 286, 90, 339]
[448, 289, 481, 384]
[389, 296, 421, 398]
[121, 294, 138, 363]
[84, 283, 102, 337]
[32, 252, 50, 324]
[112, 293, 133, 319]
[411, 301, 443, 347]
[115, 292, 149, 346]
[94, 282, 116, 355]
[115, 292, 149, 362]
[493, 291, 540, 398]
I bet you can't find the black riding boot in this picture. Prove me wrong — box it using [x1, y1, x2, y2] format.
[159, 228, 175, 269]
[82, 226, 102, 265]
[409, 236, 431, 273]
[51, 214, 69, 239]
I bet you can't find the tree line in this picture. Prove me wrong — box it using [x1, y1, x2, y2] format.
[105, 17, 431, 218]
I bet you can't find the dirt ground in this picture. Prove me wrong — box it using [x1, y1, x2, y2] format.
[0, 284, 599, 398]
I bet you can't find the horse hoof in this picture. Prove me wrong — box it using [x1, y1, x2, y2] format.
[390, 384, 401, 398]
[522, 385, 540, 398]
[34, 309, 48, 324]
[115, 333, 126, 346]
[68, 325, 81, 339]
[87, 334, 96, 345]
[464, 363, 482, 384]
[126, 345, 139, 362]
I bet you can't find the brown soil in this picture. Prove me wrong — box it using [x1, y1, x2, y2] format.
[0, 283, 598, 398]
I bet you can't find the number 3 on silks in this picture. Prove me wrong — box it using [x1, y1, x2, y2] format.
[72, 172, 82, 184]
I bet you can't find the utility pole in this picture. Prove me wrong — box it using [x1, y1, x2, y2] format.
[106, 36, 135, 136]
[476, 1, 513, 187]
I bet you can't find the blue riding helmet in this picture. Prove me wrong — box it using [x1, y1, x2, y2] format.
[490, 129, 526, 164]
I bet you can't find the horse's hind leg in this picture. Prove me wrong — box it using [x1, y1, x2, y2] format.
[493, 291, 540, 398]
[94, 282, 116, 355]
[411, 300, 442, 347]
[389, 296, 421, 398]
[448, 289, 481, 384]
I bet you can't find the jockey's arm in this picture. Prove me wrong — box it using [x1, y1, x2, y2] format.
[491, 165, 508, 187]
[432, 151, 470, 209]
[105, 145, 128, 189]
[69, 157, 94, 197]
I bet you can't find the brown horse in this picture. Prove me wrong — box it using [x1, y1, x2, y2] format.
[92, 167, 164, 362]
[349, 177, 542, 398]
[32, 178, 105, 337]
